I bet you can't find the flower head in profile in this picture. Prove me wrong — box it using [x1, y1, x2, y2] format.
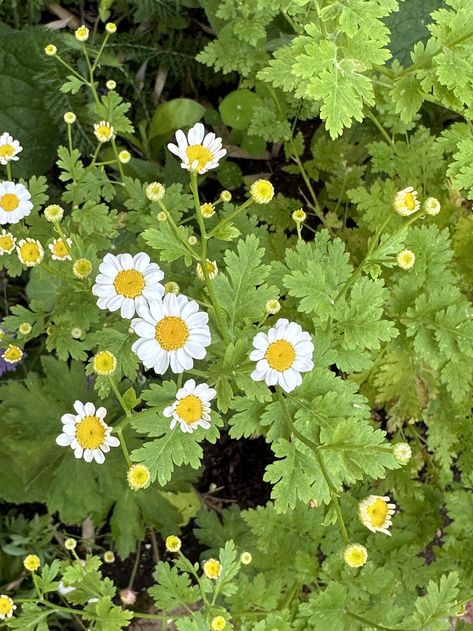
[2, 344, 23, 364]
[250, 179, 274, 204]
[343, 544, 368, 568]
[0, 133, 22, 165]
[56, 401, 120, 464]
[64, 112, 76, 125]
[0, 230, 16, 254]
[359, 495, 396, 535]
[92, 252, 164, 319]
[23, 554, 41, 572]
[203, 558, 222, 580]
[165, 535, 181, 552]
[0, 595, 16, 620]
[167, 122, 226, 174]
[0, 181, 33, 224]
[49, 238, 72, 261]
[94, 120, 114, 143]
[163, 379, 216, 433]
[393, 186, 420, 216]
[17, 238, 44, 267]
[292, 208, 306, 224]
[396, 249, 415, 270]
[250, 318, 314, 393]
[130, 293, 211, 374]
[196, 259, 218, 281]
[127, 464, 151, 490]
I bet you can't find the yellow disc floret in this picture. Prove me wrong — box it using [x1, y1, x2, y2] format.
[176, 395, 203, 425]
[2, 345, 23, 364]
[23, 554, 41, 572]
[92, 351, 117, 376]
[165, 535, 182, 552]
[155, 316, 189, 351]
[127, 464, 151, 490]
[250, 179, 274, 204]
[113, 269, 145, 298]
[186, 145, 213, 172]
[344, 544, 368, 568]
[75, 415, 106, 449]
[265, 339, 295, 372]
[203, 558, 222, 580]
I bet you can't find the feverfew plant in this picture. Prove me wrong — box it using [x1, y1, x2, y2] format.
[0, 5, 473, 630]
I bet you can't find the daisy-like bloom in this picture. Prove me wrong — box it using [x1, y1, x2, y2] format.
[203, 558, 222, 580]
[265, 298, 281, 315]
[358, 495, 396, 536]
[64, 538, 76, 551]
[163, 379, 216, 433]
[2, 344, 23, 364]
[393, 442, 412, 465]
[240, 552, 252, 565]
[0, 595, 16, 620]
[94, 121, 114, 143]
[220, 190, 232, 202]
[44, 204, 64, 222]
[424, 196, 441, 216]
[127, 463, 151, 490]
[92, 252, 164, 319]
[196, 259, 218, 281]
[130, 293, 211, 374]
[18, 322, 32, 336]
[64, 112, 76, 125]
[250, 318, 314, 393]
[56, 401, 120, 464]
[0, 181, 33, 224]
[105, 22, 117, 34]
[75, 25, 89, 41]
[106, 79, 116, 90]
[165, 535, 181, 552]
[17, 238, 44, 267]
[0, 132, 22, 165]
[396, 249, 415, 270]
[200, 202, 215, 218]
[92, 350, 117, 376]
[393, 186, 420, 216]
[23, 554, 41, 572]
[103, 551, 115, 563]
[211, 616, 226, 631]
[146, 182, 166, 202]
[292, 208, 306, 223]
[118, 150, 131, 164]
[0, 230, 16, 254]
[167, 122, 226, 174]
[250, 179, 274, 204]
[45, 44, 57, 56]
[344, 544, 368, 568]
[164, 281, 180, 294]
[73, 258, 92, 279]
[49, 237, 72, 261]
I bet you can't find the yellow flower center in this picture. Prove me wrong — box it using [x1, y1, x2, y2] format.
[367, 498, 389, 527]
[113, 269, 145, 298]
[131, 466, 149, 485]
[19, 243, 41, 263]
[265, 339, 295, 372]
[75, 415, 106, 449]
[404, 192, 416, 211]
[53, 239, 69, 258]
[0, 144, 14, 159]
[3, 346, 22, 362]
[93, 351, 116, 374]
[186, 144, 213, 171]
[96, 125, 112, 140]
[176, 394, 203, 424]
[0, 234, 14, 251]
[0, 596, 13, 616]
[0, 193, 19, 212]
[346, 549, 364, 565]
[204, 559, 221, 578]
[155, 316, 189, 351]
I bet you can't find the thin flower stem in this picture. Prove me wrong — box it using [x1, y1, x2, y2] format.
[157, 199, 200, 262]
[109, 377, 132, 419]
[117, 428, 132, 467]
[346, 611, 416, 631]
[128, 540, 141, 589]
[67, 124, 73, 153]
[6, 162, 12, 180]
[53, 221, 73, 259]
[81, 43, 100, 106]
[111, 137, 126, 183]
[91, 32, 110, 72]
[178, 551, 210, 608]
[207, 197, 253, 238]
[365, 109, 393, 145]
[54, 55, 88, 82]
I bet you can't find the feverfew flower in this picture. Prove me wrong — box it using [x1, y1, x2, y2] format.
[393, 442, 412, 465]
[163, 379, 216, 433]
[2, 345, 23, 364]
[18, 322, 32, 336]
[250, 318, 314, 393]
[424, 196, 441, 216]
[359, 495, 396, 536]
[103, 551, 115, 563]
[56, 401, 120, 464]
[203, 558, 222, 580]
[17, 238, 44, 267]
[344, 544, 368, 568]
[211, 616, 226, 631]
[250, 179, 274, 204]
[146, 182, 165, 201]
[73, 258, 92, 279]
[196, 259, 218, 281]
[44, 44, 57, 56]
[118, 150, 131, 163]
[44, 204, 64, 222]
[94, 121, 114, 143]
[75, 25, 89, 42]
[127, 464, 151, 490]
[240, 552, 252, 565]
[265, 298, 281, 315]
[292, 208, 306, 223]
[120, 588, 136, 606]
[64, 538, 76, 551]
[188, 235, 198, 246]
[92, 252, 164, 319]
[220, 190, 232, 202]
[0, 230, 16, 254]
[165, 535, 181, 552]
[201, 202, 215, 218]
[0, 595, 16, 621]
[164, 281, 180, 294]
[393, 186, 420, 216]
[64, 112, 76, 125]
[396, 249, 415, 270]
[23, 554, 41, 572]
[0, 132, 22, 165]
[92, 350, 117, 376]
[130, 293, 211, 374]
[106, 79, 116, 90]
[157, 211, 167, 221]
[105, 22, 117, 34]
[0, 181, 33, 224]
[49, 237, 72, 261]
[167, 122, 226, 174]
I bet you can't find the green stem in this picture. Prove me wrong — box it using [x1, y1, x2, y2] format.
[157, 200, 200, 261]
[82, 43, 100, 106]
[67, 123, 73, 153]
[207, 197, 253, 238]
[117, 428, 132, 467]
[346, 611, 415, 631]
[55, 55, 89, 82]
[109, 377, 132, 419]
[128, 541, 141, 589]
[365, 109, 393, 145]
[6, 162, 12, 180]
[111, 137, 126, 183]
[91, 32, 110, 72]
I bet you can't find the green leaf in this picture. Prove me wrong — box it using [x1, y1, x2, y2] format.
[411, 572, 460, 630]
[150, 98, 205, 139]
[149, 562, 200, 611]
[83, 596, 133, 631]
[219, 89, 261, 130]
[142, 223, 193, 264]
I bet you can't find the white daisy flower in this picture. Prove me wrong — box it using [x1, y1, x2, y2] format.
[49, 237, 72, 261]
[0, 181, 33, 225]
[92, 252, 164, 319]
[0, 230, 16, 254]
[163, 379, 216, 433]
[56, 401, 120, 464]
[249, 318, 314, 393]
[167, 122, 226, 174]
[0, 132, 22, 165]
[130, 293, 211, 374]
[17, 238, 44, 267]
[393, 186, 420, 216]
[94, 120, 114, 143]
[358, 495, 396, 536]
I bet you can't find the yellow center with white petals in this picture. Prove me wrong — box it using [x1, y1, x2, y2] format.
[203, 559, 221, 579]
[0, 144, 14, 159]
[96, 125, 112, 140]
[186, 144, 213, 171]
[93, 351, 116, 375]
[155, 316, 189, 351]
[0, 234, 14, 251]
[366, 498, 389, 527]
[404, 192, 416, 211]
[0, 193, 19, 212]
[113, 269, 145, 298]
[0, 596, 14, 616]
[129, 465, 150, 488]
[176, 395, 203, 424]
[345, 548, 366, 566]
[53, 240, 69, 258]
[75, 415, 106, 449]
[265, 339, 295, 372]
[19, 243, 42, 264]
[3, 346, 22, 362]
